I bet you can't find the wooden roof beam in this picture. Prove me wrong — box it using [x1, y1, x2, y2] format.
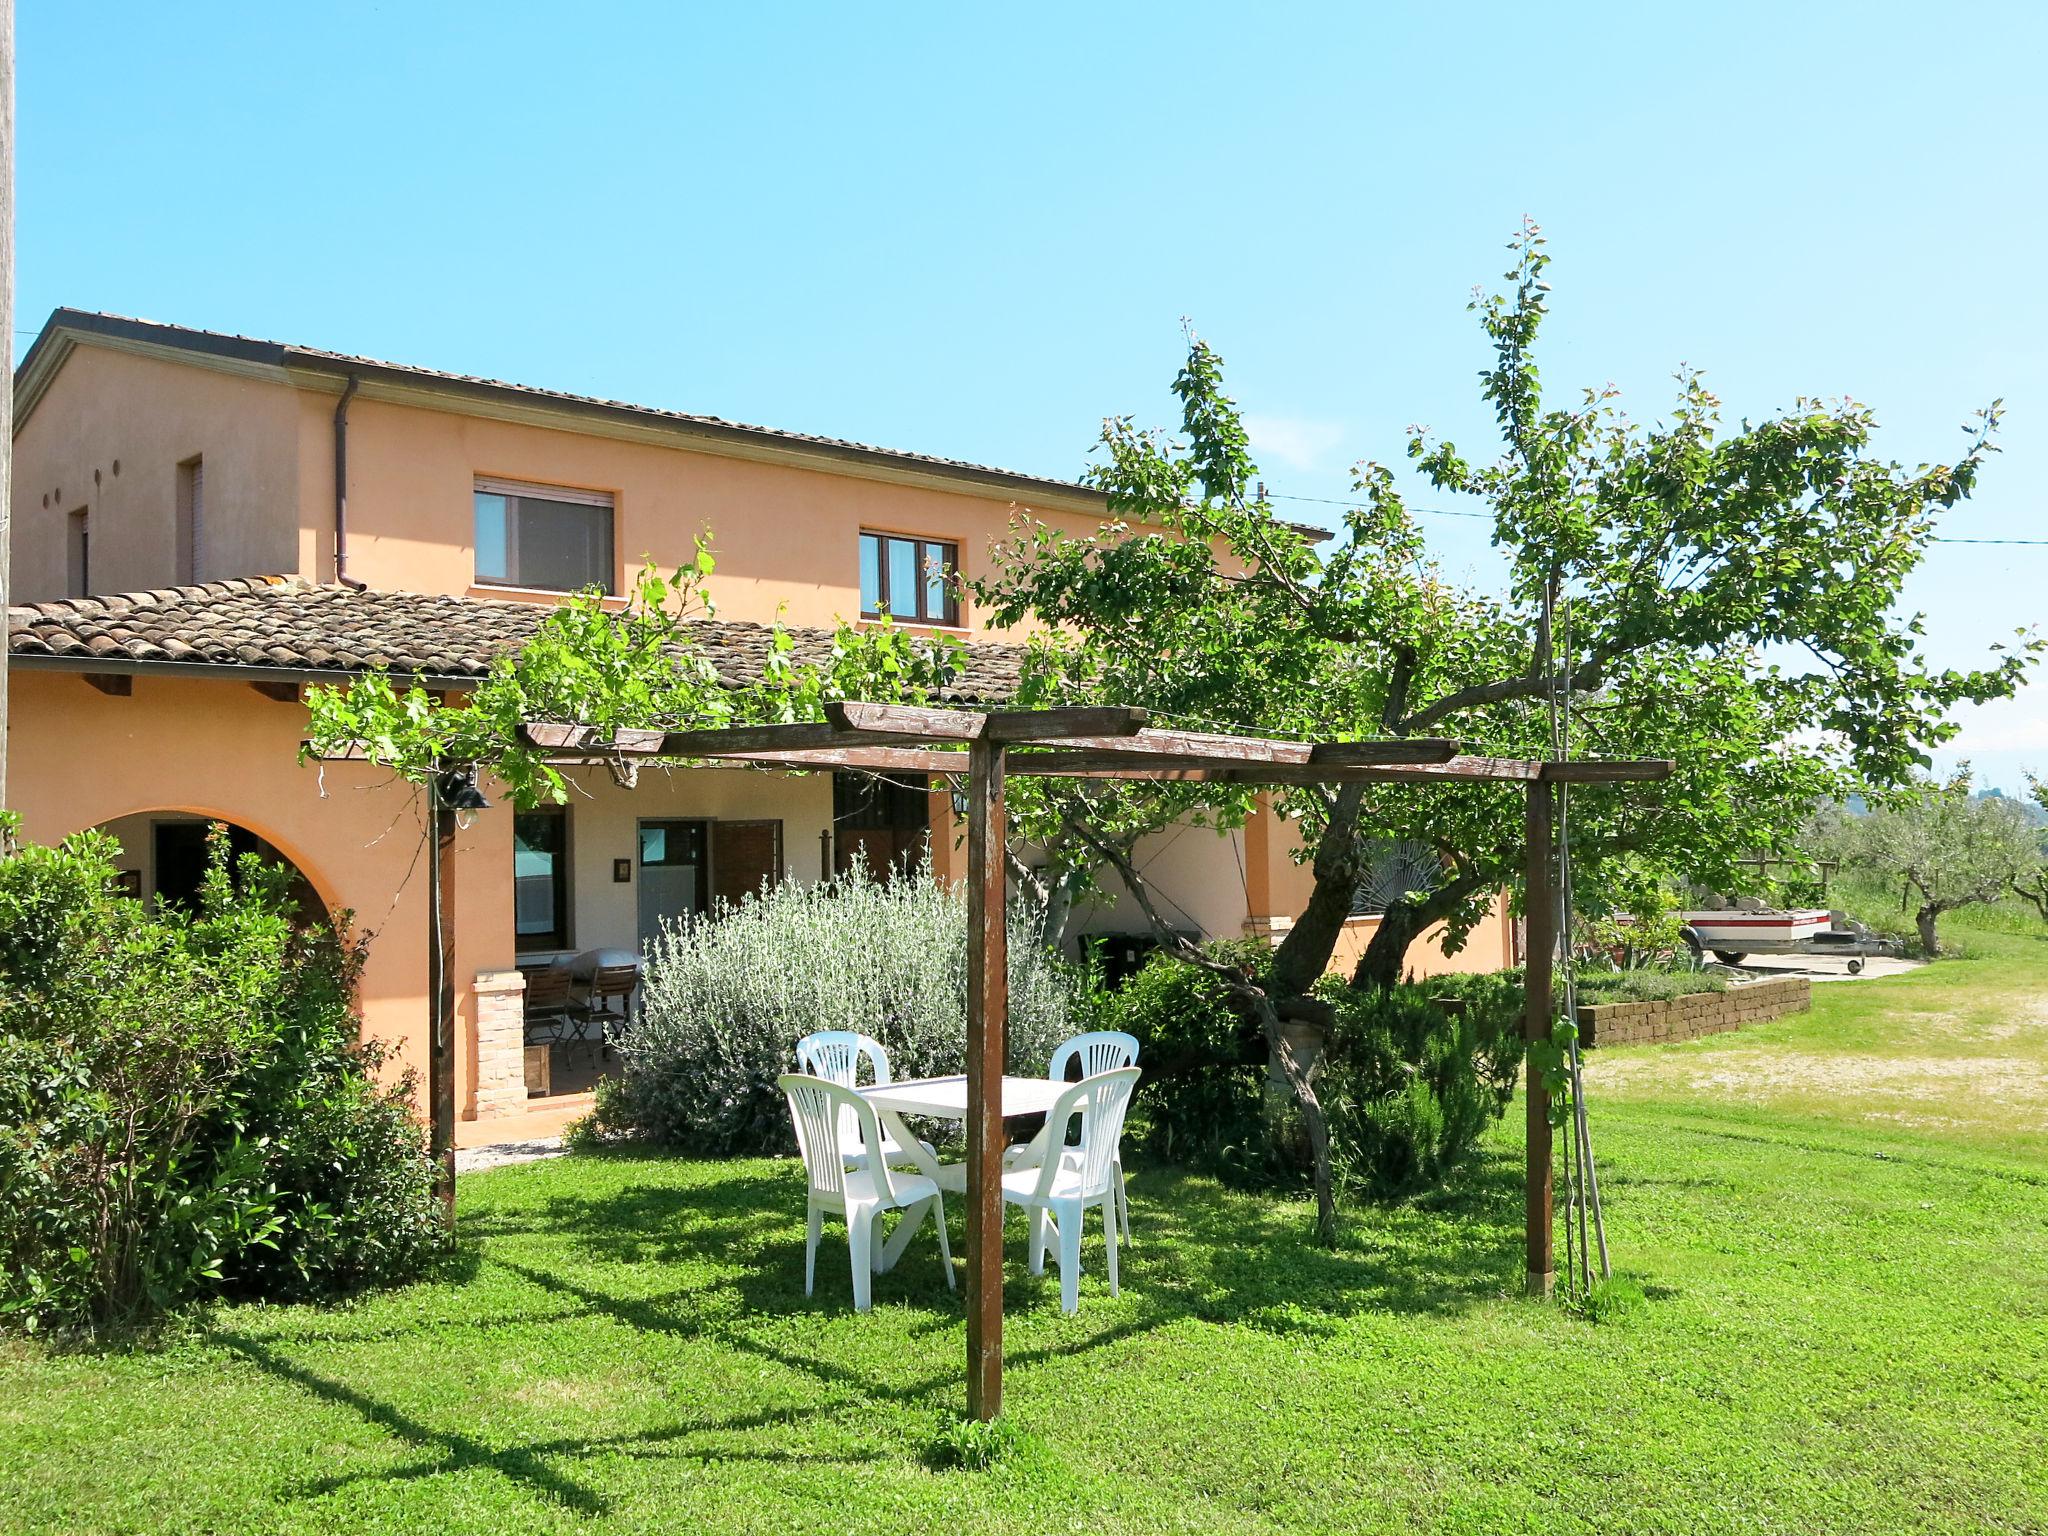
[1540, 759, 1675, 783]
[825, 700, 1151, 743]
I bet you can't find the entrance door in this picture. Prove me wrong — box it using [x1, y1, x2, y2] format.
[637, 819, 709, 952]
[711, 819, 784, 908]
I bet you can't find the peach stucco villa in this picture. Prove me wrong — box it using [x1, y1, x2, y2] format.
[4, 310, 1515, 1143]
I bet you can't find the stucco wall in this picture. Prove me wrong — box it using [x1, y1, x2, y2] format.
[11, 344, 303, 600]
[1241, 796, 1518, 981]
[1072, 823, 1256, 945]
[1327, 893, 1519, 981]
[517, 764, 835, 964]
[6, 669, 517, 1121]
[291, 390, 1116, 633]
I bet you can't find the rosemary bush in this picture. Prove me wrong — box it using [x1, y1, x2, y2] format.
[589, 859, 1082, 1154]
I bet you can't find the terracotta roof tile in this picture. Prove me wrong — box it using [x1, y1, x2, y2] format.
[6, 577, 1024, 704]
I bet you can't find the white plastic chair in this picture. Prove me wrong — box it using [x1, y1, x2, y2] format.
[1009, 1031, 1140, 1246]
[1002, 1067, 1141, 1314]
[794, 1030, 935, 1172]
[1050, 1030, 1142, 1083]
[778, 1073, 953, 1312]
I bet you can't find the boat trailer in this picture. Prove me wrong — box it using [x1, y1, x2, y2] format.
[1677, 908, 1904, 973]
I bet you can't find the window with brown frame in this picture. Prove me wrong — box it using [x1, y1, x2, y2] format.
[858, 531, 958, 625]
[474, 477, 615, 594]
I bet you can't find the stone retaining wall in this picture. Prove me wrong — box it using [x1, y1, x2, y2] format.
[1577, 975, 1809, 1048]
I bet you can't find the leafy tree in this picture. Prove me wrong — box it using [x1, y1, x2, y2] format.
[976, 224, 2034, 1238]
[982, 221, 2035, 996]
[1829, 767, 2039, 952]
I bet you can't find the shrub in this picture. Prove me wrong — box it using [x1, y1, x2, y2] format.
[1096, 941, 1267, 1175]
[1314, 972, 1525, 1199]
[0, 820, 443, 1334]
[1571, 968, 1724, 1005]
[586, 859, 1084, 1154]
[1101, 948, 1523, 1199]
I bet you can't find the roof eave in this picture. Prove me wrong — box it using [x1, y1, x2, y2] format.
[8, 650, 483, 691]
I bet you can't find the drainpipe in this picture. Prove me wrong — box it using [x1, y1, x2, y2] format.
[332, 374, 365, 589]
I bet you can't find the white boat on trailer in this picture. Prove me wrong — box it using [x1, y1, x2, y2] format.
[1677, 908, 1902, 973]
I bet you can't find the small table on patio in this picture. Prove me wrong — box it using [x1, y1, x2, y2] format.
[857, 1075, 1066, 1273]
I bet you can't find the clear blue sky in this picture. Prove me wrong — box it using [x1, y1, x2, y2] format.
[18, 3, 2046, 787]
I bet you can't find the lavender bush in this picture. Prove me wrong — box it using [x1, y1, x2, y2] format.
[582, 858, 1083, 1154]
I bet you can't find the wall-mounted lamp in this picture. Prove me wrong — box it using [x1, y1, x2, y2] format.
[435, 766, 492, 831]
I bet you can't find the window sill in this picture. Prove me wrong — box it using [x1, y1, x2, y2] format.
[470, 582, 625, 610]
[857, 616, 971, 637]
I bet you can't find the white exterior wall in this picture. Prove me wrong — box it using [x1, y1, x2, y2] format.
[519, 764, 835, 966]
[1070, 824, 1253, 943]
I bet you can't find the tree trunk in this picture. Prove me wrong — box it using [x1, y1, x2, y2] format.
[1252, 989, 1337, 1246]
[2012, 876, 2048, 922]
[1039, 866, 1084, 953]
[1352, 900, 1432, 991]
[1916, 905, 1941, 957]
[1074, 826, 1341, 1246]
[1269, 785, 1367, 996]
[1350, 871, 1494, 992]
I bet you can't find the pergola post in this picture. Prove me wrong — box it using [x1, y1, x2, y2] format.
[425, 779, 458, 1228]
[1522, 779, 1556, 1298]
[963, 735, 1008, 1420]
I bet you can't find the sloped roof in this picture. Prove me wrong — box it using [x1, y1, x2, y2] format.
[16, 309, 1331, 539]
[6, 577, 1025, 702]
[16, 309, 1107, 507]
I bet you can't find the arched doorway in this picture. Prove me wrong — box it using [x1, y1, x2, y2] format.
[91, 811, 328, 924]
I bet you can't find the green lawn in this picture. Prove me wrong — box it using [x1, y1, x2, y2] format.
[5, 930, 2046, 1534]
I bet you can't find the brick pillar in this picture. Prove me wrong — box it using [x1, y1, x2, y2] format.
[471, 969, 528, 1121]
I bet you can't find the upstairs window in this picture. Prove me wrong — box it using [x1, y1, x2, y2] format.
[859, 531, 958, 625]
[474, 477, 614, 594]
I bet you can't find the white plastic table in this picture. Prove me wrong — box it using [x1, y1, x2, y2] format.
[856, 1075, 1062, 1273]
[858, 1073, 1066, 1121]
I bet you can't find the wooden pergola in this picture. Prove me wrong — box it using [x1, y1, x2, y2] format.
[515, 701, 1672, 1420]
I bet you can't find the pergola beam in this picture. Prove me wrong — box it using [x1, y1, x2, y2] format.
[1540, 758, 1675, 783]
[827, 699, 1153, 743]
[514, 720, 1671, 791]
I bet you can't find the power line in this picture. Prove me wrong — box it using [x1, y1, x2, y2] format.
[1268, 490, 1489, 519]
[1265, 490, 2048, 545]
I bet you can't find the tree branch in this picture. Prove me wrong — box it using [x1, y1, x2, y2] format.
[1398, 656, 1607, 734]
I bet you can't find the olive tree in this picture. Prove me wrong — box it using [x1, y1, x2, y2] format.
[1833, 767, 2039, 952]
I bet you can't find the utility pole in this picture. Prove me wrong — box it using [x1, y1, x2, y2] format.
[0, 0, 15, 811]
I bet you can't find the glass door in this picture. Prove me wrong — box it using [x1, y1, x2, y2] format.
[637, 819, 709, 952]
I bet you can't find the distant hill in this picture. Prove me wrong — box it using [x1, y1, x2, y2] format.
[1977, 787, 2048, 827]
